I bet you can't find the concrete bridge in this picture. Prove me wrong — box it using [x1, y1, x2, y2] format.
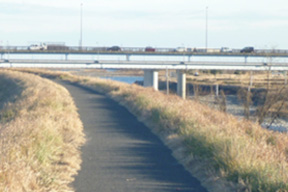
[1, 47, 288, 99]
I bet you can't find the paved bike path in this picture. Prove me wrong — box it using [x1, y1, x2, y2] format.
[57, 81, 207, 192]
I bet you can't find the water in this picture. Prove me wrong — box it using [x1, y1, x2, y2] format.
[70, 68, 143, 84]
[100, 76, 143, 84]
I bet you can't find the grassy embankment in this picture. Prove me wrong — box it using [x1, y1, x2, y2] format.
[0, 70, 84, 191]
[14, 69, 288, 192]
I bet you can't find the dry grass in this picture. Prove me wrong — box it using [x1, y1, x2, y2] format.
[185, 72, 286, 88]
[0, 69, 85, 191]
[14, 68, 288, 192]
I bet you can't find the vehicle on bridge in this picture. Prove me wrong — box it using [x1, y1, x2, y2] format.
[107, 46, 121, 51]
[175, 47, 187, 52]
[47, 44, 68, 51]
[145, 47, 156, 52]
[240, 46, 254, 53]
[28, 43, 47, 51]
[220, 47, 233, 53]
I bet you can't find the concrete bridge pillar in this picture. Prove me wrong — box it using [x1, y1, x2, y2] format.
[65, 53, 69, 60]
[177, 70, 186, 99]
[143, 70, 158, 90]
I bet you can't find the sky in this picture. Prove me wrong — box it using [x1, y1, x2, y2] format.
[1, 0, 288, 49]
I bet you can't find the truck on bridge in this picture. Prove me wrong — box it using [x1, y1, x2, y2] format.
[28, 43, 47, 51]
[28, 42, 68, 51]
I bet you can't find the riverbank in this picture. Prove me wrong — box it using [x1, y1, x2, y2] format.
[0, 70, 84, 191]
[13, 68, 288, 192]
[55, 68, 288, 132]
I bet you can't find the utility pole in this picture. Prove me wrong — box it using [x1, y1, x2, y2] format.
[79, 2, 83, 48]
[205, 6, 208, 51]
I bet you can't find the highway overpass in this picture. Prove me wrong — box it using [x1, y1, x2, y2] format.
[1, 45, 288, 57]
[1, 46, 288, 99]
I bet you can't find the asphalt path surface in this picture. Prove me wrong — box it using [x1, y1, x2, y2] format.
[56, 80, 207, 192]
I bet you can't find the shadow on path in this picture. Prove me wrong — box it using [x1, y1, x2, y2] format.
[56, 81, 207, 192]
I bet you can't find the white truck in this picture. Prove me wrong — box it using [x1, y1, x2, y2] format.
[28, 43, 47, 51]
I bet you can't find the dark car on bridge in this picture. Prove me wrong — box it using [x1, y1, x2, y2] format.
[107, 46, 121, 51]
[240, 47, 254, 53]
[145, 47, 156, 52]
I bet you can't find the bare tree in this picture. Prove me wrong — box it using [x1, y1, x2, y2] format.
[257, 85, 288, 126]
[256, 63, 288, 127]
